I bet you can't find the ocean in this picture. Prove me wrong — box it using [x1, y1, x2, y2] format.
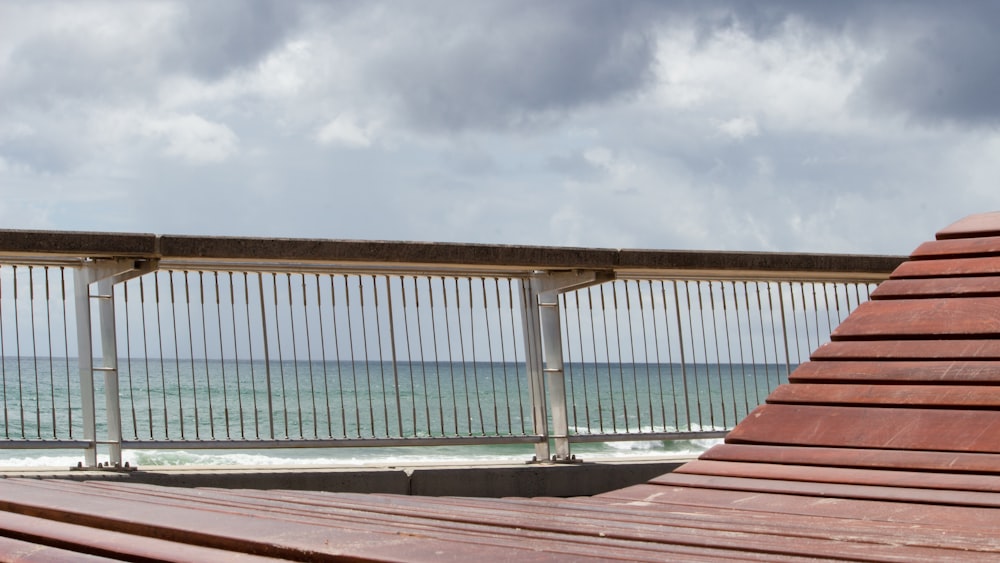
[0, 358, 789, 468]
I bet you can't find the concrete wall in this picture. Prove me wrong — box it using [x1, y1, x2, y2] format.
[1, 459, 688, 498]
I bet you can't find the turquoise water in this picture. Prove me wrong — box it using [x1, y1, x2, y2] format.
[0, 358, 789, 467]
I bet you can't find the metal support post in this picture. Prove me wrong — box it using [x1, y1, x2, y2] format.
[73, 258, 157, 469]
[521, 270, 613, 463]
[520, 279, 549, 462]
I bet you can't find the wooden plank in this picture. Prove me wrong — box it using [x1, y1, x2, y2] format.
[65, 482, 1000, 562]
[936, 211, 1000, 240]
[598, 483, 1000, 531]
[891, 257, 1000, 278]
[0, 509, 278, 562]
[652, 472, 1000, 508]
[766, 383, 1000, 407]
[811, 340, 1000, 360]
[0, 479, 799, 563]
[789, 360, 1000, 383]
[675, 459, 1000, 493]
[872, 277, 1000, 299]
[700, 443, 1000, 474]
[830, 298, 1000, 340]
[910, 236, 1000, 259]
[725, 404, 1000, 453]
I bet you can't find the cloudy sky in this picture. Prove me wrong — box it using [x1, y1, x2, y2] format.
[2, 1, 999, 256]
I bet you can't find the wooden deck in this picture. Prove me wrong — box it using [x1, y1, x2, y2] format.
[5, 213, 1000, 561]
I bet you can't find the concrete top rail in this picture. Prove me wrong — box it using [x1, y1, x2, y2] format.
[0, 228, 905, 280]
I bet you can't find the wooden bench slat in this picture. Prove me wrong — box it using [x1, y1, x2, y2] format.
[726, 404, 1000, 453]
[811, 340, 1000, 360]
[653, 472, 1000, 508]
[676, 459, 1000, 493]
[599, 483, 1000, 530]
[935, 211, 1000, 240]
[766, 383, 1000, 407]
[700, 443, 1000, 473]
[910, 236, 1000, 260]
[891, 257, 1000, 278]
[871, 277, 1000, 299]
[789, 360, 1000, 383]
[831, 298, 1000, 340]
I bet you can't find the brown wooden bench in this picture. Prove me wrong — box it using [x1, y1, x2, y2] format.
[3, 213, 1000, 561]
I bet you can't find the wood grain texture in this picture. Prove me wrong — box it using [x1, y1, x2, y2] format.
[789, 360, 1000, 383]
[871, 276, 1000, 299]
[767, 383, 1000, 407]
[726, 404, 1000, 453]
[831, 297, 1000, 340]
[936, 211, 1000, 240]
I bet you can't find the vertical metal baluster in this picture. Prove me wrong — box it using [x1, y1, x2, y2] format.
[270, 274, 288, 438]
[506, 278, 527, 435]
[366, 276, 389, 437]
[623, 281, 642, 432]
[777, 282, 792, 384]
[465, 278, 484, 434]
[441, 277, 460, 435]
[214, 272, 231, 439]
[638, 281, 660, 431]
[153, 275, 170, 438]
[182, 272, 201, 439]
[300, 274, 318, 439]
[122, 281, 137, 439]
[398, 276, 418, 437]
[243, 272, 260, 439]
[598, 285, 617, 433]
[707, 281, 728, 427]
[412, 276, 432, 436]
[693, 281, 715, 431]
[568, 291, 590, 434]
[561, 292, 578, 434]
[28, 267, 40, 438]
[258, 273, 275, 440]
[356, 276, 376, 437]
[684, 280, 715, 430]
[822, 283, 835, 336]
[611, 282, 631, 432]
[378, 275, 403, 438]
[283, 274, 302, 439]
[197, 272, 215, 439]
[314, 274, 332, 439]
[427, 276, 447, 436]
[343, 275, 362, 437]
[452, 278, 472, 434]
[718, 282, 738, 427]
[59, 268, 72, 438]
[0, 267, 7, 439]
[167, 273, 186, 439]
[13, 266, 25, 437]
[136, 278, 152, 439]
[740, 282, 761, 408]
[482, 279, 499, 435]
[766, 283, 782, 390]
[226, 273, 244, 439]
[659, 281, 681, 433]
[753, 282, 771, 399]
[728, 282, 751, 419]
[329, 275, 349, 438]
[494, 278, 513, 434]
[45, 268, 57, 438]
[586, 288, 604, 433]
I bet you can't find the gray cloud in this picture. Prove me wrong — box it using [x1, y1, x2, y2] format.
[163, 0, 304, 79]
[362, 1, 658, 132]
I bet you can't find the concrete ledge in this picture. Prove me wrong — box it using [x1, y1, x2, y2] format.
[0, 458, 689, 497]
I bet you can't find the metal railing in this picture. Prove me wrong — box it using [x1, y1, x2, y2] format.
[0, 230, 904, 466]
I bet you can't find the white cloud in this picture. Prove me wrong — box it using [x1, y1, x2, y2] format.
[716, 116, 760, 141]
[139, 113, 239, 163]
[316, 114, 377, 148]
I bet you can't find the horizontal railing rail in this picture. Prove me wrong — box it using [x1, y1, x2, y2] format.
[0, 229, 905, 467]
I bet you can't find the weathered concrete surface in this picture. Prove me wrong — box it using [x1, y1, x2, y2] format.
[0, 458, 688, 497]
